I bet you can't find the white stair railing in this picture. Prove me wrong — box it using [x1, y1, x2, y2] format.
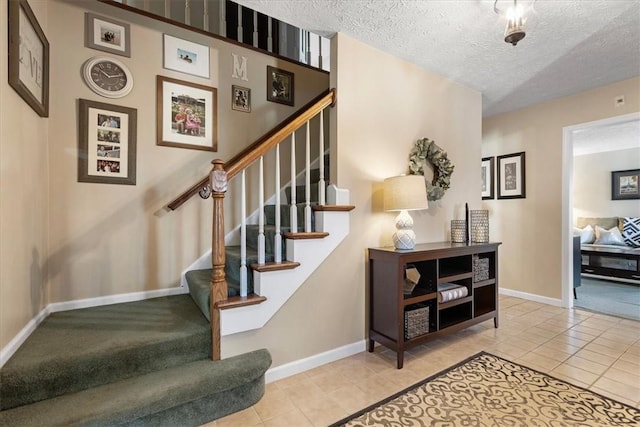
[318, 110, 326, 205]
[239, 170, 248, 297]
[274, 144, 282, 263]
[257, 156, 266, 265]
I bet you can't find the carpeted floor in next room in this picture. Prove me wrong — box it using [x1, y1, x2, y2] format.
[207, 295, 640, 427]
[574, 276, 640, 321]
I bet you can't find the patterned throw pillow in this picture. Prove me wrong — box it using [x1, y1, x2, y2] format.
[594, 225, 626, 246]
[622, 217, 640, 247]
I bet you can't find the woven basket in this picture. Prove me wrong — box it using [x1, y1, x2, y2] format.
[404, 306, 430, 339]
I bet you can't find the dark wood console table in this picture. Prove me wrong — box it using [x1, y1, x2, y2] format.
[368, 242, 501, 369]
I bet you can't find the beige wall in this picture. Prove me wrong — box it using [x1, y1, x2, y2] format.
[483, 77, 640, 301]
[1, 0, 328, 350]
[222, 33, 482, 367]
[574, 148, 640, 220]
[0, 1, 50, 353]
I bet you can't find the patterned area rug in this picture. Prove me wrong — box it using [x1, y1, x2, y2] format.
[330, 352, 640, 426]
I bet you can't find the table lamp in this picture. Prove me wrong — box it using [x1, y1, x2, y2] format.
[383, 175, 429, 250]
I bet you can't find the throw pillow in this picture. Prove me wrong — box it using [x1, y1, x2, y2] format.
[622, 217, 640, 247]
[573, 225, 595, 244]
[594, 225, 626, 246]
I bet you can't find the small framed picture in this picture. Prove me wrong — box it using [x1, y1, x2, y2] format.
[163, 34, 210, 79]
[157, 75, 218, 151]
[232, 85, 251, 113]
[612, 169, 640, 200]
[85, 13, 131, 57]
[78, 99, 137, 185]
[267, 66, 294, 106]
[497, 152, 526, 199]
[481, 157, 494, 200]
[8, 0, 50, 117]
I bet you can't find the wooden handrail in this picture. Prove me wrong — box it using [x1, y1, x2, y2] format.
[167, 88, 336, 211]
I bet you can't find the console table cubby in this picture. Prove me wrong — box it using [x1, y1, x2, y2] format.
[368, 242, 501, 368]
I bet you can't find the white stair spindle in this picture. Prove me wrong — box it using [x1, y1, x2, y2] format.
[164, 0, 171, 19]
[304, 121, 312, 232]
[267, 17, 273, 52]
[184, 0, 191, 26]
[258, 156, 266, 265]
[290, 133, 298, 232]
[202, 0, 209, 32]
[253, 11, 259, 47]
[237, 4, 243, 43]
[143, 0, 150, 12]
[274, 144, 282, 263]
[318, 109, 326, 205]
[240, 170, 248, 297]
[219, 0, 226, 37]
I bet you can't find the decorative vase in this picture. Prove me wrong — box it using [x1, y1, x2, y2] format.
[470, 210, 489, 243]
[450, 220, 467, 243]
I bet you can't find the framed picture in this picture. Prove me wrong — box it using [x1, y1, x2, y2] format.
[163, 34, 210, 78]
[612, 169, 640, 200]
[497, 152, 526, 199]
[8, 0, 49, 117]
[78, 99, 137, 185]
[481, 157, 494, 200]
[85, 12, 131, 57]
[267, 66, 294, 106]
[232, 85, 251, 113]
[157, 75, 218, 151]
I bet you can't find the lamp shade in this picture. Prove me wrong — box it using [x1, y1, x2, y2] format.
[383, 175, 429, 212]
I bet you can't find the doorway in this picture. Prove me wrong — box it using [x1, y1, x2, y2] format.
[561, 112, 640, 312]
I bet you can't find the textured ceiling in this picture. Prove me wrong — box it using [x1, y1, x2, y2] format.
[235, 0, 640, 117]
[573, 120, 640, 156]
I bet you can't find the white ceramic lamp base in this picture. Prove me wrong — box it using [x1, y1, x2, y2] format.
[392, 210, 416, 250]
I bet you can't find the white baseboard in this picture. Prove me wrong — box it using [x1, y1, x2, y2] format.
[0, 286, 188, 369]
[265, 339, 366, 383]
[500, 287, 562, 307]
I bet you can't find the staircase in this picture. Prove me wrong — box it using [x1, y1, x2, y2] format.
[0, 296, 271, 426]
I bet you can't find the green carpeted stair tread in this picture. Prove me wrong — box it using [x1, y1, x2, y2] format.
[0, 295, 211, 410]
[263, 203, 317, 230]
[0, 349, 272, 427]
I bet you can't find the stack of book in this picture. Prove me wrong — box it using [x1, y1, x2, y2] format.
[437, 283, 468, 303]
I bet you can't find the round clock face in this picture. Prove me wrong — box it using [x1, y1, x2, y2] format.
[83, 57, 133, 98]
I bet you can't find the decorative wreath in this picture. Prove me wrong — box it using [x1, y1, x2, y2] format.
[408, 137, 455, 201]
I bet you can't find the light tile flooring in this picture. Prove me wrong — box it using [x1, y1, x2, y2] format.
[207, 296, 640, 427]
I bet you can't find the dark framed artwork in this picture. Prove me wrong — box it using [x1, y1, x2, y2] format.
[266, 65, 294, 106]
[78, 99, 137, 185]
[85, 12, 131, 57]
[156, 75, 218, 151]
[611, 169, 639, 200]
[8, 0, 50, 117]
[481, 156, 495, 200]
[497, 152, 526, 199]
[232, 85, 251, 113]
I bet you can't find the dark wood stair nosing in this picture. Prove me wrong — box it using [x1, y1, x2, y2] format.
[312, 205, 355, 212]
[250, 260, 301, 272]
[282, 231, 330, 240]
[216, 294, 267, 310]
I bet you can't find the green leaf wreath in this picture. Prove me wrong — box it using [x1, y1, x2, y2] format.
[409, 137, 455, 201]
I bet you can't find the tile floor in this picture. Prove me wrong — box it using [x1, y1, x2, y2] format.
[206, 296, 640, 427]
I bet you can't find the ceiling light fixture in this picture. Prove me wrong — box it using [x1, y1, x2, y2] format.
[494, 0, 536, 46]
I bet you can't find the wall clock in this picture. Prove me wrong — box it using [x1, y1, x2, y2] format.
[82, 56, 133, 98]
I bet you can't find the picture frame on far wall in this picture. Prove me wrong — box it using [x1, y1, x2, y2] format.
[85, 12, 131, 57]
[612, 169, 640, 200]
[267, 66, 294, 106]
[232, 85, 251, 113]
[163, 34, 210, 79]
[78, 99, 137, 185]
[481, 157, 495, 200]
[497, 152, 526, 199]
[157, 75, 218, 152]
[8, 0, 50, 117]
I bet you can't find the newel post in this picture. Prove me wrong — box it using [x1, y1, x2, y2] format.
[210, 159, 228, 360]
